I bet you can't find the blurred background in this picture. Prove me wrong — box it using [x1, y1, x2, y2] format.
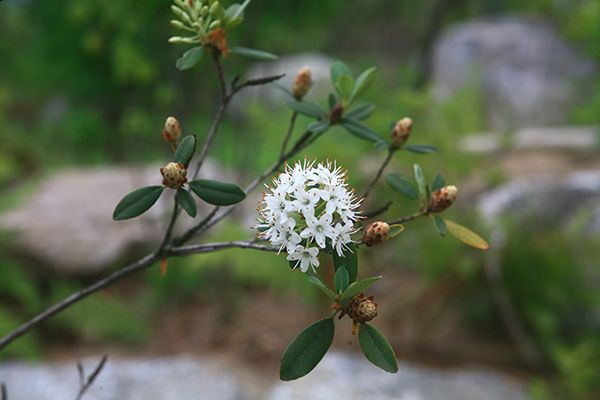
[0, 0, 599, 399]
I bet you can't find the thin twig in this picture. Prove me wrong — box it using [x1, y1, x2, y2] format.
[158, 199, 179, 250]
[191, 101, 229, 180]
[170, 240, 277, 256]
[387, 210, 427, 226]
[362, 148, 394, 200]
[1, 383, 7, 400]
[211, 49, 227, 100]
[363, 201, 393, 219]
[279, 112, 298, 161]
[76, 356, 108, 400]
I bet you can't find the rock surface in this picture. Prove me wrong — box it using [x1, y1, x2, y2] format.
[432, 17, 596, 131]
[0, 353, 527, 400]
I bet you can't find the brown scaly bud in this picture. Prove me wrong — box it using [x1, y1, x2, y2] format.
[428, 185, 458, 213]
[160, 162, 188, 189]
[163, 116, 182, 144]
[292, 66, 312, 100]
[348, 294, 378, 325]
[363, 221, 390, 247]
[390, 117, 412, 148]
[330, 104, 344, 124]
[206, 28, 229, 57]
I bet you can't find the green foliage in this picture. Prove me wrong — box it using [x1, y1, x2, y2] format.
[113, 185, 165, 220]
[174, 135, 197, 166]
[358, 323, 399, 373]
[176, 188, 197, 217]
[333, 242, 358, 283]
[188, 179, 246, 205]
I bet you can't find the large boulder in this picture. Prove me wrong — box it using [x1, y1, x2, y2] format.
[432, 17, 596, 131]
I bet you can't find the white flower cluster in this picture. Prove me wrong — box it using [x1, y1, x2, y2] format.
[257, 161, 361, 273]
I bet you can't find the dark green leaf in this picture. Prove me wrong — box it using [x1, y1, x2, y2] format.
[176, 188, 197, 217]
[349, 67, 377, 104]
[113, 186, 165, 221]
[307, 121, 330, 134]
[287, 99, 326, 119]
[339, 276, 381, 304]
[271, 82, 293, 98]
[433, 215, 447, 236]
[189, 179, 246, 205]
[305, 275, 336, 300]
[345, 104, 376, 121]
[404, 144, 439, 154]
[335, 75, 354, 100]
[175, 135, 196, 166]
[431, 173, 445, 192]
[230, 46, 278, 61]
[333, 243, 358, 283]
[386, 173, 419, 201]
[334, 266, 349, 293]
[374, 140, 391, 151]
[176, 47, 204, 70]
[413, 164, 427, 199]
[444, 219, 490, 251]
[225, 0, 251, 25]
[328, 93, 337, 110]
[341, 118, 381, 143]
[358, 323, 398, 373]
[330, 61, 352, 86]
[280, 318, 335, 380]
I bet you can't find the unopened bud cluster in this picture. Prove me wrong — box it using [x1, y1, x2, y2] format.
[347, 294, 378, 324]
[163, 116, 182, 143]
[292, 66, 312, 100]
[363, 221, 389, 247]
[391, 117, 412, 148]
[169, 0, 228, 54]
[161, 162, 188, 188]
[428, 185, 458, 213]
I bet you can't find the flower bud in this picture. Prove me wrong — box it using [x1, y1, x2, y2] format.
[428, 185, 458, 213]
[349, 294, 378, 324]
[390, 117, 412, 148]
[292, 66, 312, 100]
[160, 162, 188, 189]
[209, 1, 220, 15]
[163, 116, 182, 143]
[362, 221, 390, 247]
[206, 28, 229, 57]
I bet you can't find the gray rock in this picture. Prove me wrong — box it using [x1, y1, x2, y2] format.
[269, 352, 526, 400]
[432, 17, 596, 131]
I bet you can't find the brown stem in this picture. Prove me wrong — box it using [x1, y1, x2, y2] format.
[387, 210, 428, 226]
[76, 356, 108, 400]
[362, 148, 394, 200]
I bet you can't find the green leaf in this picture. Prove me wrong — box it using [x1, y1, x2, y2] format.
[358, 323, 398, 373]
[189, 179, 246, 206]
[341, 118, 381, 143]
[287, 99, 326, 119]
[444, 219, 490, 251]
[386, 173, 419, 201]
[225, 0, 251, 25]
[113, 186, 165, 221]
[413, 164, 427, 199]
[230, 46, 278, 61]
[176, 47, 204, 70]
[330, 61, 352, 86]
[271, 82, 293, 98]
[334, 266, 349, 293]
[280, 318, 335, 381]
[175, 135, 196, 166]
[344, 104, 375, 121]
[333, 243, 358, 283]
[388, 224, 405, 239]
[328, 93, 337, 110]
[349, 67, 377, 104]
[433, 215, 447, 236]
[307, 121, 330, 134]
[339, 276, 381, 304]
[404, 144, 438, 154]
[335, 75, 354, 100]
[176, 188, 197, 217]
[305, 275, 336, 300]
[431, 173, 445, 192]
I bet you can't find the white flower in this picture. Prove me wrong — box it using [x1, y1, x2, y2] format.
[256, 160, 361, 273]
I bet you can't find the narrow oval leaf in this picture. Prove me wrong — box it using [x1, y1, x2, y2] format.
[413, 164, 427, 199]
[176, 188, 197, 217]
[330, 61, 352, 86]
[431, 173, 445, 192]
[349, 67, 377, 104]
[404, 144, 439, 154]
[433, 215, 447, 236]
[230, 46, 278, 61]
[189, 179, 246, 205]
[345, 103, 376, 121]
[328, 93, 337, 110]
[333, 243, 358, 283]
[307, 121, 330, 135]
[334, 266, 349, 293]
[340, 276, 382, 304]
[287, 100, 326, 119]
[386, 173, 419, 201]
[305, 275, 336, 300]
[176, 47, 204, 70]
[280, 318, 335, 381]
[175, 135, 196, 166]
[113, 186, 165, 221]
[444, 219, 490, 251]
[335, 75, 354, 100]
[341, 119, 381, 143]
[358, 323, 398, 373]
[226, 0, 251, 22]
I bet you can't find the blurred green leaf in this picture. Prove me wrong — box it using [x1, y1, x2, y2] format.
[176, 47, 204, 70]
[113, 186, 165, 221]
[349, 67, 377, 104]
[340, 276, 381, 304]
[386, 173, 419, 201]
[444, 219, 490, 251]
[280, 318, 335, 381]
[176, 188, 197, 217]
[287, 99, 326, 119]
[189, 179, 246, 205]
[404, 144, 438, 154]
[225, 0, 251, 26]
[334, 266, 349, 293]
[307, 121, 330, 134]
[230, 46, 278, 61]
[358, 323, 398, 373]
[433, 215, 448, 236]
[341, 118, 381, 143]
[388, 224, 405, 239]
[345, 103, 375, 121]
[175, 135, 196, 166]
[330, 61, 352, 86]
[413, 164, 427, 198]
[333, 243, 358, 283]
[306, 275, 336, 300]
[335, 75, 354, 100]
[431, 173, 445, 192]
